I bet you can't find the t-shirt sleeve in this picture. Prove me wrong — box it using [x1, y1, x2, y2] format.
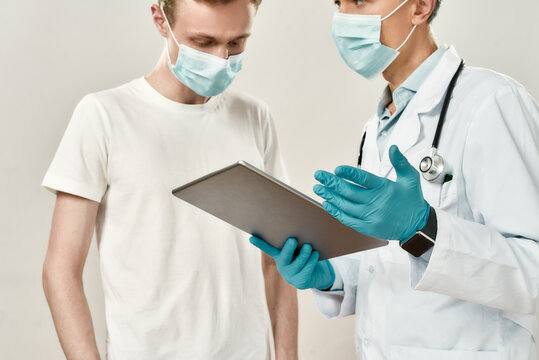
[262, 108, 290, 185]
[42, 95, 110, 203]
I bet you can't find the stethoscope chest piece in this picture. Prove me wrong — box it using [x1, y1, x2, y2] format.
[420, 147, 444, 181]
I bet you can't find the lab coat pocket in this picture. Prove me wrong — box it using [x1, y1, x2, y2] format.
[391, 345, 501, 360]
[439, 179, 458, 211]
[420, 178, 458, 211]
[421, 179, 443, 207]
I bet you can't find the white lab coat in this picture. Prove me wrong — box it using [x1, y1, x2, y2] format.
[313, 46, 539, 359]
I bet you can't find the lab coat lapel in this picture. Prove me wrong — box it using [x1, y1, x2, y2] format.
[378, 105, 421, 178]
[378, 46, 463, 178]
[361, 117, 379, 173]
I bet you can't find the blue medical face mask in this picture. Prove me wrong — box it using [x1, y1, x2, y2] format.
[162, 8, 243, 97]
[332, 0, 417, 79]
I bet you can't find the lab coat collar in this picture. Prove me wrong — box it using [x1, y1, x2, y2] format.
[413, 45, 462, 115]
[378, 45, 462, 178]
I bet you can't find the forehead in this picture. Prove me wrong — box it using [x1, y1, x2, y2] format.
[173, 0, 255, 38]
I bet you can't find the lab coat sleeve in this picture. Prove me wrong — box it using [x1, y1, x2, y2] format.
[411, 82, 539, 314]
[312, 255, 360, 319]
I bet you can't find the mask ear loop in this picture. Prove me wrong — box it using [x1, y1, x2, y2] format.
[381, 0, 409, 21]
[396, 24, 417, 51]
[379, 0, 416, 52]
[161, 5, 181, 65]
[165, 41, 174, 65]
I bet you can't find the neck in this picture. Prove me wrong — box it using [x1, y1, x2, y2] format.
[145, 48, 210, 105]
[383, 26, 438, 93]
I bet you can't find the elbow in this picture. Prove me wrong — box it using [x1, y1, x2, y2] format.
[42, 259, 82, 300]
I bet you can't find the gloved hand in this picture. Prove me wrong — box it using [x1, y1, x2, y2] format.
[313, 145, 430, 242]
[250, 237, 335, 290]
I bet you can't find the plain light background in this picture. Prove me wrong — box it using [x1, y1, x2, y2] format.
[1, 0, 538, 358]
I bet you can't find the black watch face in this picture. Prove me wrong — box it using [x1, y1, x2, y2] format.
[401, 233, 434, 258]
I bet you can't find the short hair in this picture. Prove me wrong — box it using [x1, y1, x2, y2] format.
[159, 0, 262, 26]
[428, 0, 442, 23]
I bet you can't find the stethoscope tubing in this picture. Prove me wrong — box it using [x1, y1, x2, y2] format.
[357, 59, 466, 182]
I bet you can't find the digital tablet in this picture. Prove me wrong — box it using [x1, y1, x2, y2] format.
[172, 161, 387, 260]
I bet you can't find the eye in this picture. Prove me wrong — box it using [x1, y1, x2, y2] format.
[228, 39, 245, 48]
[189, 37, 214, 48]
[334, 0, 363, 8]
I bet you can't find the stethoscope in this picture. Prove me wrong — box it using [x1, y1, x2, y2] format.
[357, 59, 465, 182]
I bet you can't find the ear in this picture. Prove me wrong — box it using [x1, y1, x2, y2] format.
[411, 0, 437, 26]
[151, 4, 169, 38]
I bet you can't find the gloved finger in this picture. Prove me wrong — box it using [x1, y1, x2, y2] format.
[388, 145, 419, 184]
[250, 236, 280, 257]
[322, 201, 368, 233]
[316, 187, 369, 219]
[300, 250, 320, 277]
[279, 238, 299, 266]
[288, 243, 314, 273]
[334, 165, 385, 190]
[314, 171, 371, 204]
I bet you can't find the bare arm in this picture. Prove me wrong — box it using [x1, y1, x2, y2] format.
[262, 253, 298, 360]
[42, 192, 101, 360]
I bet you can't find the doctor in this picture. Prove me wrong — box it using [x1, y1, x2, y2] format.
[251, 0, 539, 358]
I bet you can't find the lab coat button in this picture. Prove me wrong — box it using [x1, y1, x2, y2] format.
[368, 265, 375, 274]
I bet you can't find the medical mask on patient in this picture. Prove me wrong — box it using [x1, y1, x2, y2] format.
[161, 8, 243, 97]
[332, 0, 416, 79]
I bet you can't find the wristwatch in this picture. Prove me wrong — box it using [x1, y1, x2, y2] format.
[400, 207, 438, 257]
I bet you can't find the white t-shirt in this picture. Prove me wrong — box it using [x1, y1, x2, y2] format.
[42, 78, 289, 360]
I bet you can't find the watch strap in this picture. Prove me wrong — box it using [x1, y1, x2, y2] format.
[400, 207, 438, 257]
[421, 206, 438, 241]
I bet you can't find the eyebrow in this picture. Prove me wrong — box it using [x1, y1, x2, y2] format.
[232, 33, 251, 40]
[187, 32, 252, 42]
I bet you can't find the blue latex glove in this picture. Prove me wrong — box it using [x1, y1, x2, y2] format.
[250, 237, 335, 290]
[313, 145, 430, 242]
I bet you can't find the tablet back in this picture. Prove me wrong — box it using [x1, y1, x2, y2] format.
[172, 161, 387, 260]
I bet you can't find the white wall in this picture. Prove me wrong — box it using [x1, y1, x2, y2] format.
[0, 0, 538, 358]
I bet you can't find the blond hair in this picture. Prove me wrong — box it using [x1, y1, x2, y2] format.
[159, 0, 262, 26]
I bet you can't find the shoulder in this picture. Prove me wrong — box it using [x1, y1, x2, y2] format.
[460, 66, 537, 112]
[77, 78, 141, 114]
[69, 79, 144, 134]
[455, 67, 537, 129]
[459, 67, 539, 147]
[457, 66, 531, 103]
[79, 79, 141, 111]
[68, 80, 138, 134]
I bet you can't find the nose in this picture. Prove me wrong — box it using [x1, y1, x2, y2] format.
[214, 47, 229, 59]
[339, 4, 353, 14]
